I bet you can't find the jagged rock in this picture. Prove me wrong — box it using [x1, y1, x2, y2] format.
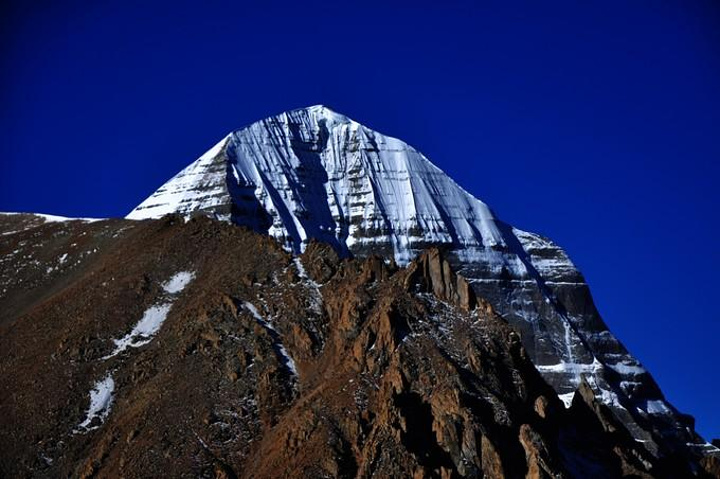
[300, 240, 340, 283]
[404, 248, 477, 311]
[481, 435, 505, 478]
[213, 460, 238, 479]
[701, 456, 720, 478]
[519, 423, 556, 479]
[534, 395, 551, 420]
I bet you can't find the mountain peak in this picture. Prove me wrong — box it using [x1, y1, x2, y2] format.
[303, 103, 341, 115]
[270, 104, 353, 128]
[124, 109, 715, 463]
[127, 107, 504, 262]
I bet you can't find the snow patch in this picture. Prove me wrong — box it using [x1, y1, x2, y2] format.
[75, 374, 115, 432]
[558, 392, 575, 408]
[105, 304, 172, 358]
[162, 271, 195, 294]
[607, 361, 646, 376]
[536, 357, 603, 376]
[0, 212, 104, 223]
[293, 258, 313, 283]
[687, 442, 720, 454]
[243, 302, 298, 377]
[293, 258, 323, 313]
[104, 271, 194, 358]
[638, 399, 671, 416]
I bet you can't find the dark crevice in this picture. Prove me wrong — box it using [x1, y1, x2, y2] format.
[393, 391, 455, 476]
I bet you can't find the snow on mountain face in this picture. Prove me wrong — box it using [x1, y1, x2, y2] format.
[129, 105, 506, 266]
[127, 105, 708, 457]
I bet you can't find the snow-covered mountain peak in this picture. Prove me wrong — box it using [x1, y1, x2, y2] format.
[125, 106, 711, 458]
[298, 104, 352, 122]
[251, 104, 359, 139]
[128, 106, 505, 262]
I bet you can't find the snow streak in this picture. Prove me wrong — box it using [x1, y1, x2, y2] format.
[104, 271, 195, 359]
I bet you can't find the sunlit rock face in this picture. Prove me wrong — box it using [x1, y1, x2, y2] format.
[127, 105, 713, 459]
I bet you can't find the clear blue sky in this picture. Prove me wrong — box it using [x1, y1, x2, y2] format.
[2, 1, 718, 439]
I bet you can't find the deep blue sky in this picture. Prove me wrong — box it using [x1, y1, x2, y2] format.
[2, 1, 718, 439]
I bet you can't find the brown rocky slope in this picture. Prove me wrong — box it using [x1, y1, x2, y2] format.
[0, 214, 717, 478]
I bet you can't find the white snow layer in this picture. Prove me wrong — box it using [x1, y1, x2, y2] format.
[104, 271, 194, 358]
[558, 392, 575, 408]
[243, 302, 298, 376]
[0, 212, 103, 223]
[293, 257, 312, 282]
[293, 257, 323, 313]
[126, 105, 505, 265]
[638, 399, 672, 416]
[162, 271, 196, 294]
[76, 374, 115, 432]
[105, 304, 172, 357]
[536, 358, 603, 375]
[125, 137, 231, 221]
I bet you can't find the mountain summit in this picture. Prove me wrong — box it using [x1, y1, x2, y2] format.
[128, 104, 504, 264]
[127, 106, 716, 462]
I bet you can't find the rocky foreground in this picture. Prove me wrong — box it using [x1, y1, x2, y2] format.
[1, 214, 718, 478]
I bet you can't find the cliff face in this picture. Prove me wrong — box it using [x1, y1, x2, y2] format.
[1, 215, 717, 478]
[125, 105, 715, 461]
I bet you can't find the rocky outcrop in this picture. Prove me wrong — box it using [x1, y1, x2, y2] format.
[405, 248, 476, 311]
